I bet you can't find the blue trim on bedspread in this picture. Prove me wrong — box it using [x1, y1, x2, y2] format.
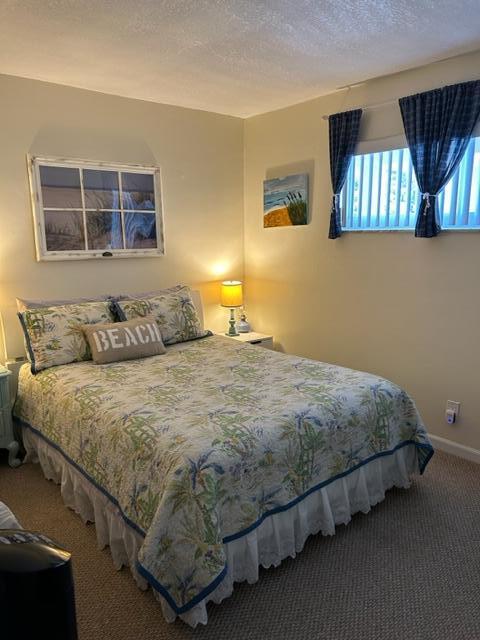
[17, 312, 37, 375]
[223, 439, 433, 544]
[136, 559, 229, 614]
[19, 417, 434, 615]
[18, 418, 146, 538]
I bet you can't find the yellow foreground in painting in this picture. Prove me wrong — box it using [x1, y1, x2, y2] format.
[264, 206, 292, 227]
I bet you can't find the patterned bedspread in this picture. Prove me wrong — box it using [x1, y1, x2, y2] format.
[14, 335, 433, 613]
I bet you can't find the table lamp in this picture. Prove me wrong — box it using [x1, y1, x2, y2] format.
[221, 280, 243, 336]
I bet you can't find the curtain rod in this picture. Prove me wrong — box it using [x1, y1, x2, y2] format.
[321, 47, 480, 121]
[321, 97, 398, 120]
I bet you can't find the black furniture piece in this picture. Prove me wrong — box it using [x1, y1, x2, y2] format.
[0, 530, 78, 639]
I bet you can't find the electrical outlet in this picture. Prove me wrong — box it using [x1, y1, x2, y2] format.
[446, 400, 460, 424]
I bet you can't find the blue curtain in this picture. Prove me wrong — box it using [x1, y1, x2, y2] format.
[399, 80, 480, 237]
[328, 109, 362, 239]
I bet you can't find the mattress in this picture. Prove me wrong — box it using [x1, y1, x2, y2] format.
[14, 334, 433, 622]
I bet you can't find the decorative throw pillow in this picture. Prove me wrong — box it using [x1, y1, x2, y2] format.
[112, 285, 209, 345]
[82, 316, 166, 364]
[115, 284, 184, 302]
[18, 301, 115, 373]
[16, 294, 112, 313]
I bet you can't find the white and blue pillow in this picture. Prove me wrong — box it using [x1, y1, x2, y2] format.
[111, 285, 209, 346]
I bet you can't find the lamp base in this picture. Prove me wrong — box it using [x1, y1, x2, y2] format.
[226, 308, 239, 336]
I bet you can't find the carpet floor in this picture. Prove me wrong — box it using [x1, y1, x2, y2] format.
[0, 449, 479, 640]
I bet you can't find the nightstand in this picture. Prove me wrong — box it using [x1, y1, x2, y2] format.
[220, 332, 274, 349]
[0, 366, 21, 467]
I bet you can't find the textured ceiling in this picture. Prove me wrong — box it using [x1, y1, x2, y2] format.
[0, 0, 479, 117]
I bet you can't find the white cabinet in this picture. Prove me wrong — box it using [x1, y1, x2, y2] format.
[0, 366, 21, 468]
[219, 332, 274, 349]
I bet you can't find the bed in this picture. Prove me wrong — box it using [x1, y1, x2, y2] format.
[13, 327, 433, 626]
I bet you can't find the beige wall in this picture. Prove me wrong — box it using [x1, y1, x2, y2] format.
[0, 74, 244, 357]
[244, 50, 480, 450]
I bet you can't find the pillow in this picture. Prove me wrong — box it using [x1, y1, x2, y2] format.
[18, 301, 115, 373]
[16, 294, 112, 313]
[116, 284, 184, 301]
[112, 285, 209, 345]
[16, 286, 182, 312]
[82, 316, 166, 365]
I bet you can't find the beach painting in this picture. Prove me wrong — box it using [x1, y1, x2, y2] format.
[263, 173, 308, 227]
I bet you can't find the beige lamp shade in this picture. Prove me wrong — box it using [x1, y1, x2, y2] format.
[221, 280, 243, 307]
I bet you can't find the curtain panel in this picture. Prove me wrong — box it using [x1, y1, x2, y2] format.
[328, 109, 363, 239]
[399, 80, 480, 237]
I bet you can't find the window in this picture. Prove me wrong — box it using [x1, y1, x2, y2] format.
[28, 157, 164, 260]
[341, 136, 480, 231]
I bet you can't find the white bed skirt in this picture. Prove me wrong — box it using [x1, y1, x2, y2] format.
[0, 501, 21, 529]
[23, 427, 419, 627]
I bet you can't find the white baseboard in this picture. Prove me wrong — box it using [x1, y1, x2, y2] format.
[428, 434, 480, 465]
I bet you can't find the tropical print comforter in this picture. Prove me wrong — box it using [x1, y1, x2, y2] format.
[14, 335, 433, 614]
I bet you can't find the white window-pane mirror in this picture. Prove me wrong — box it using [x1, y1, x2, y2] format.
[29, 156, 164, 260]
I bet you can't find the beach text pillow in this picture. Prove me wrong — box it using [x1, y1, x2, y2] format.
[82, 316, 166, 364]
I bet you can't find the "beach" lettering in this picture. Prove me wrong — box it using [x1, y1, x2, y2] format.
[93, 321, 163, 352]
